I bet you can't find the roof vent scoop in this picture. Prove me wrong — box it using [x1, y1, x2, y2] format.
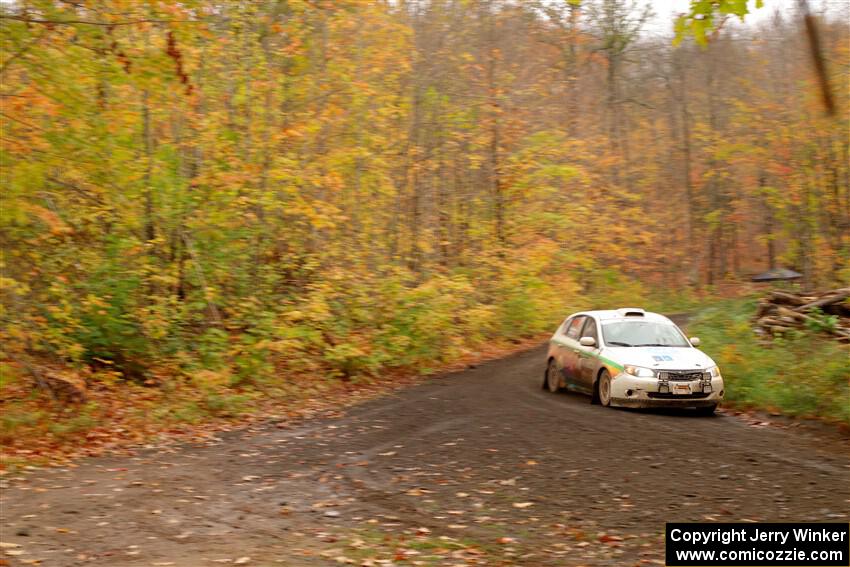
[617, 308, 645, 317]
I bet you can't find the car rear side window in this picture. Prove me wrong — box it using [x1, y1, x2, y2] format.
[565, 316, 586, 339]
[580, 317, 598, 342]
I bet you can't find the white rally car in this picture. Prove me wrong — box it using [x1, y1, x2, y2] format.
[543, 308, 724, 414]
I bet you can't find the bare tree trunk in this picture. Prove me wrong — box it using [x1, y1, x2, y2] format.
[565, 2, 580, 137]
[484, 4, 504, 248]
[142, 89, 155, 245]
[760, 173, 777, 270]
[606, 54, 621, 187]
[682, 111, 697, 284]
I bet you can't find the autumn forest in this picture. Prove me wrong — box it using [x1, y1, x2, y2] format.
[1, 1, 849, 455]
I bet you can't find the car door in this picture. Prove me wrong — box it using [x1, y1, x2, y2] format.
[559, 315, 586, 389]
[550, 317, 572, 385]
[575, 316, 600, 394]
[549, 317, 571, 386]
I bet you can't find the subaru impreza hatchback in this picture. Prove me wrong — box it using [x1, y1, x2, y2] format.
[543, 308, 724, 414]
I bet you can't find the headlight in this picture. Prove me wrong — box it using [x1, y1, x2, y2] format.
[624, 365, 655, 377]
[705, 366, 721, 378]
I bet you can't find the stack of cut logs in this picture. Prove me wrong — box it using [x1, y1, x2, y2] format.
[754, 288, 850, 343]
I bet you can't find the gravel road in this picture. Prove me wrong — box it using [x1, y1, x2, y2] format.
[2, 344, 849, 566]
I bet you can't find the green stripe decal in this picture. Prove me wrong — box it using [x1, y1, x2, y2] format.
[550, 340, 624, 371]
[600, 357, 625, 371]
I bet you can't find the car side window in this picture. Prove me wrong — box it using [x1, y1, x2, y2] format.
[560, 317, 573, 335]
[580, 317, 598, 342]
[565, 316, 586, 340]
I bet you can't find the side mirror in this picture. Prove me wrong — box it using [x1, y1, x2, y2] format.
[579, 336, 597, 347]
[690, 337, 701, 347]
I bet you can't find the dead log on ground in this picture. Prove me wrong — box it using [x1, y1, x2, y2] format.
[753, 288, 850, 343]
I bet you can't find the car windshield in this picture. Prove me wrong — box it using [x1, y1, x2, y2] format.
[601, 321, 689, 347]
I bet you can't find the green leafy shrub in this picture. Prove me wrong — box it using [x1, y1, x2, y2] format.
[1, 409, 45, 443]
[803, 308, 840, 334]
[230, 333, 274, 387]
[689, 298, 850, 424]
[196, 328, 230, 369]
[48, 411, 97, 439]
[202, 392, 249, 417]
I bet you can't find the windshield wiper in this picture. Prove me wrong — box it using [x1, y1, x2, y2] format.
[607, 341, 634, 347]
[635, 343, 681, 347]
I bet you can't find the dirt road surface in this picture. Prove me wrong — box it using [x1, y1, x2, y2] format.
[3, 345, 849, 566]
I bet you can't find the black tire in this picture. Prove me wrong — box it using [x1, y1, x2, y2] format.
[591, 374, 600, 404]
[545, 359, 561, 393]
[597, 369, 612, 407]
[695, 404, 718, 416]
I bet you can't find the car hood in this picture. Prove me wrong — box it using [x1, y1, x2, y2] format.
[602, 346, 716, 371]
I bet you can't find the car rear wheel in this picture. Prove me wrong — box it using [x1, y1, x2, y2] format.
[598, 370, 612, 407]
[546, 359, 561, 393]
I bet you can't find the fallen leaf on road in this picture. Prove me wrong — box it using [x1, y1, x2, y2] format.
[512, 502, 534, 508]
[234, 558, 251, 565]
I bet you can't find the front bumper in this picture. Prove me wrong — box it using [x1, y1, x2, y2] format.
[608, 373, 724, 408]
